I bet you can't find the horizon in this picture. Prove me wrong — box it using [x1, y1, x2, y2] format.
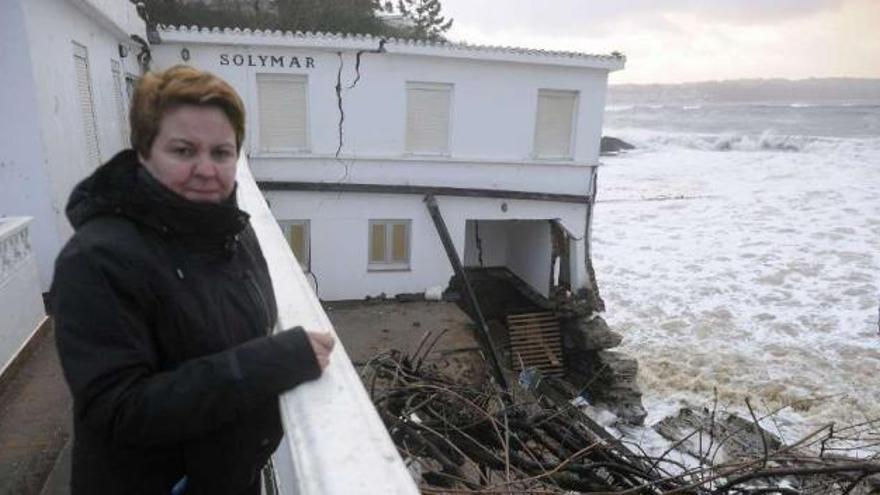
[609, 76, 880, 87]
[439, 0, 880, 84]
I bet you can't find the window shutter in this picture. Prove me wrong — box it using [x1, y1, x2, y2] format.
[391, 223, 408, 262]
[111, 60, 130, 148]
[534, 90, 577, 159]
[370, 223, 387, 263]
[406, 83, 452, 154]
[280, 220, 310, 270]
[257, 74, 308, 151]
[73, 43, 101, 167]
[289, 223, 306, 262]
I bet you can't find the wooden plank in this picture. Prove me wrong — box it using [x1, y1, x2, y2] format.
[510, 323, 559, 333]
[511, 333, 559, 341]
[509, 320, 560, 328]
[509, 343, 562, 352]
[511, 343, 561, 351]
[509, 335, 562, 342]
[508, 317, 559, 324]
[508, 314, 555, 320]
[511, 346, 563, 356]
[510, 322, 557, 327]
[513, 358, 562, 366]
[508, 321, 557, 327]
[507, 311, 554, 318]
[511, 334, 560, 341]
[510, 355, 563, 363]
[507, 316, 557, 324]
[511, 355, 563, 365]
[512, 364, 564, 372]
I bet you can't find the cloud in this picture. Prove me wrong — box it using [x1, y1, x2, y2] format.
[439, 0, 877, 84]
[441, 0, 848, 39]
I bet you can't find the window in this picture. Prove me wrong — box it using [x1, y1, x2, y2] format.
[125, 73, 138, 102]
[279, 220, 310, 271]
[405, 82, 452, 154]
[368, 220, 411, 270]
[533, 89, 578, 159]
[111, 60, 130, 147]
[257, 73, 308, 151]
[73, 42, 101, 167]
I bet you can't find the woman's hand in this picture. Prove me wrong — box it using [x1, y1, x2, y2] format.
[306, 331, 335, 370]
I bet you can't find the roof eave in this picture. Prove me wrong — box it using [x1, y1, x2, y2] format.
[156, 25, 626, 71]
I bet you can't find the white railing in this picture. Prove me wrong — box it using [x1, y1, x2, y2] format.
[236, 157, 419, 494]
[0, 217, 47, 377]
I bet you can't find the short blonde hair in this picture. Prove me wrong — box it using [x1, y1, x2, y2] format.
[130, 65, 245, 158]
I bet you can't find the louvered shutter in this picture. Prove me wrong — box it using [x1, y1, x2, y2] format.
[257, 74, 308, 151]
[370, 223, 386, 264]
[406, 82, 452, 154]
[391, 222, 408, 263]
[73, 43, 101, 167]
[111, 60, 130, 148]
[280, 220, 310, 270]
[534, 90, 578, 159]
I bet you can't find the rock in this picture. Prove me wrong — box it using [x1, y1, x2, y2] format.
[596, 351, 639, 382]
[601, 136, 635, 153]
[395, 292, 425, 303]
[576, 316, 623, 351]
[566, 350, 646, 425]
[655, 407, 783, 464]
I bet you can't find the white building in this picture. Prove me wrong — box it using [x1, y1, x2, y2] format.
[0, 0, 147, 290]
[152, 27, 625, 302]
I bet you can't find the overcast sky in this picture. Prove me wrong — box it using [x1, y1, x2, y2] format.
[437, 0, 880, 84]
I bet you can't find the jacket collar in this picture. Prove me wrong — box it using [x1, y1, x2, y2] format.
[66, 149, 250, 244]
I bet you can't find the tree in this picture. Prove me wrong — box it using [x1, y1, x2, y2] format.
[276, 0, 389, 34]
[392, 0, 453, 41]
[142, 0, 399, 36]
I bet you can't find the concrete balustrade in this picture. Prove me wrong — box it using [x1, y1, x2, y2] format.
[0, 217, 47, 378]
[235, 157, 419, 494]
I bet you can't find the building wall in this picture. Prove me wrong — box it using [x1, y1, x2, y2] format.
[0, 0, 60, 291]
[0, 0, 145, 288]
[267, 191, 586, 300]
[463, 220, 509, 268]
[150, 42, 610, 167]
[506, 220, 553, 298]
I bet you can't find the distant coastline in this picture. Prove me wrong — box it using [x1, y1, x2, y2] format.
[608, 77, 880, 105]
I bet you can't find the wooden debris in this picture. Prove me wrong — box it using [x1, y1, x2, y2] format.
[361, 337, 880, 494]
[507, 312, 565, 377]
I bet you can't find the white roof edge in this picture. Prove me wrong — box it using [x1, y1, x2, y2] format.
[156, 25, 626, 71]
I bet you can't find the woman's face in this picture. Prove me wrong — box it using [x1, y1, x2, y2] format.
[140, 105, 238, 204]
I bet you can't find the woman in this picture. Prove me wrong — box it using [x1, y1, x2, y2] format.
[51, 65, 334, 495]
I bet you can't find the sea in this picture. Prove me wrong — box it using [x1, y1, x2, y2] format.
[594, 99, 880, 448]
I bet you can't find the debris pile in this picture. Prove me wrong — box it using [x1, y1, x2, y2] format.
[361, 342, 880, 494]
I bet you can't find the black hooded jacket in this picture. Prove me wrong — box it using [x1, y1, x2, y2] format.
[51, 150, 321, 495]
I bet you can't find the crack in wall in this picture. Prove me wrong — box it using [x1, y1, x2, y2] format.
[333, 40, 387, 182]
[334, 52, 345, 158]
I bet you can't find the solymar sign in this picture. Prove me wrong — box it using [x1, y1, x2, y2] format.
[220, 53, 316, 68]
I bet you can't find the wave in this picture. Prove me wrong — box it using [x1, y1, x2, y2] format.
[606, 128, 880, 154]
